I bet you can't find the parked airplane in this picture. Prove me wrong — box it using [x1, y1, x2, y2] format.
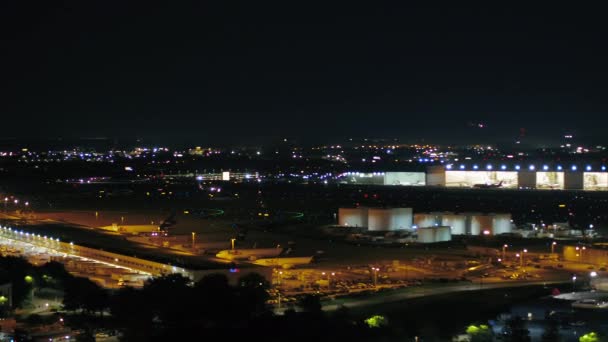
[473, 180, 503, 188]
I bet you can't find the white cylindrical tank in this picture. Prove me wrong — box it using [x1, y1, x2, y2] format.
[491, 213, 512, 235]
[417, 227, 435, 243]
[435, 226, 452, 242]
[442, 214, 467, 235]
[417, 226, 452, 243]
[467, 213, 492, 235]
[338, 208, 367, 228]
[368, 208, 391, 231]
[389, 208, 413, 230]
[414, 213, 440, 228]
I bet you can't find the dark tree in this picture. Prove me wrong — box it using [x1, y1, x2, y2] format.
[235, 273, 271, 318]
[0, 256, 34, 307]
[193, 273, 233, 321]
[296, 294, 323, 314]
[503, 316, 531, 342]
[110, 286, 155, 342]
[541, 319, 560, 342]
[38, 261, 72, 288]
[142, 274, 193, 325]
[63, 277, 107, 315]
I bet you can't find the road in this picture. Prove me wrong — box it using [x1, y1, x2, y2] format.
[275, 279, 567, 314]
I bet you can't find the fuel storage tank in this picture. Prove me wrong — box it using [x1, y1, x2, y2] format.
[467, 213, 493, 235]
[367, 208, 392, 231]
[417, 226, 452, 243]
[389, 208, 413, 230]
[491, 213, 512, 235]
[338, 207, 368, 228]
[414, 213, 441, 228]
[441, 213, 467, 235]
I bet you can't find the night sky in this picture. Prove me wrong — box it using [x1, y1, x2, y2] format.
[2, 3, 608, 145]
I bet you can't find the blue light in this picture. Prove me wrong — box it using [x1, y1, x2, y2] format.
[586, 165, 592, 171]
[529, 165, 535, 171]
[446, 164, 453, 170]
[486, 165, 492, 170]
[557, 165, 563, 171]
[460, 165, 466, 170]
[501, 165, 507, 170]
[602, 166, 606, 171]
[571, 165, 577, 171]
[543, 165, 549, 171]
[473, 164, 479, 170]
[515, 165, 521, 170]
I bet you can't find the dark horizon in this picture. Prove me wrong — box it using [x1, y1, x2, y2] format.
[2, 3, 608, 144]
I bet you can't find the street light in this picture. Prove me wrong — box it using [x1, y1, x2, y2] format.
[572, 275, 577, 293]
[371, 267, 379, 287]
[231, 238, 236, 250]
[502, 244, 508, 261]
[551, 241, 557, 254]
[519, 249, 527, 267]
[576, 246, 586, 259]
[191, 232, 196, 249]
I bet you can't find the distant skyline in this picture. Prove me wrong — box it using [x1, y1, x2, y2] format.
[2, 3, 608, 144]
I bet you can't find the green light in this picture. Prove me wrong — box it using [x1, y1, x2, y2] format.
[284, 211, 304, 219]
[24, 275, 33, 283]
[466, 324, 491, 339]
[0, 296, 7, 304]
[364, 315, 387, 328]
[580, 332, 600, 342]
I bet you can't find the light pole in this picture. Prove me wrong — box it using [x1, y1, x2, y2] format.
[371, 267, 379, 287]
[590, 271, 597, 289]
[519, 249, 527, 267]
[502, 244, 508, 261]
[551, 241, 557, 254]
[231, 238, 236, 250]
[575, 246, 586, 260]
[191, 232, 196, 249]
[572, 275, 577, 293]
[582, 246, 586, 259]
